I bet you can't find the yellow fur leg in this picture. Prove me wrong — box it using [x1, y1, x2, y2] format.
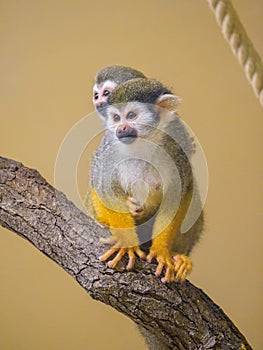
[90, 188, 145, 269]
[148, 191, 193, 283]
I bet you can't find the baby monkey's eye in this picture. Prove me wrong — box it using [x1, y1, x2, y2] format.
[127, 111, 136, 120]
[113, 114, 121, 122]
[103, 90, 111, 97]
[94, 92, 99, 100]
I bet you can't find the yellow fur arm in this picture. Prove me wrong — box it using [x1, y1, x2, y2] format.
[90, 187, 140, 247]
[89, 188, 145, 270]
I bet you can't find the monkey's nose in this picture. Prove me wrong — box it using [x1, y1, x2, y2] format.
[116, 125, 138, 143]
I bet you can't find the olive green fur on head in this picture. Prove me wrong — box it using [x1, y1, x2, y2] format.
[107, 78, 173, 105]
[95, 65, 146, 85]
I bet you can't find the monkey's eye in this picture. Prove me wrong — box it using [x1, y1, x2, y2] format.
[113, 114, 121, 122]
[103, 90, 111, 97]
[94, 92, 99, 100]
[127, 111, 136, 120]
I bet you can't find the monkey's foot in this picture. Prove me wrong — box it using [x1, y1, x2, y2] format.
[99, 246, 146, 271]
[173, 254, 193, 282]
[126, 196, 144, 220]
[147, 249, 176, 283]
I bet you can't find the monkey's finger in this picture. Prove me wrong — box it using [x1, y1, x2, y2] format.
[174, 257, 185, 272]
[107, 248, 126, 269]
[126, 197, 144, 218]
[134, 247, 146, 260]
[175, 264, 187, 282]
[161, 268, 175, 284]
[155, 261, 165, 276]
[99, 247, 118, 262]
[146, 252, 155, 263]
[127, 196, 141, 206]
[176, 269, 188, 283]
[174, 255, 192, 282]
[100, 236, 117, 245]
[174, 255, 192, 272]
[126, 249, 136, 270]
[132, 211, 144, 219]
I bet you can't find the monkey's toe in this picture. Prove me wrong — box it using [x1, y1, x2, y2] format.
[147, 249, 175, 283]
[161, 267, 175, 284]
[100, 246, 145, 271]
[107, 248, 127, 269]
[99, 247, 118, 262]
[173, 254, 192, 282]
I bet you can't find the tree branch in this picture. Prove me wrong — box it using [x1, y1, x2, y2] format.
[0, 156, 252, 350]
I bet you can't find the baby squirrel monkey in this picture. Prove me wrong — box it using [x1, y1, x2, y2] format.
[88, 76, 203, 283]
[93, 65, 146, 118]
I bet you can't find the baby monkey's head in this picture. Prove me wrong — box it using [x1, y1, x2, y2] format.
[93, 65, 146, 116]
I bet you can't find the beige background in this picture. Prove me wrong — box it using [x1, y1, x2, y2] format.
[1, 1, 262, 349]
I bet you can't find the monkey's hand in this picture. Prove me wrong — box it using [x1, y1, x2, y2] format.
[100, 236, 146, 271]
[147, 248, 176, 283]
[126, 196, 144, 220]
[173, 254, 193, 282]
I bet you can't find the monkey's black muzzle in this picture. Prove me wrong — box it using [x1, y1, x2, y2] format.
[116, 125, 138, 144]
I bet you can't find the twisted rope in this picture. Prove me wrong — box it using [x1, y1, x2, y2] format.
[207, 0, 263, 107]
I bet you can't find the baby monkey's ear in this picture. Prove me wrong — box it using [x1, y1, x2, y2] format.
[156, 94, 181, 113]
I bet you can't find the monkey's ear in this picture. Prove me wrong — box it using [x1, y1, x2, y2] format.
[156, 94, 181, 113]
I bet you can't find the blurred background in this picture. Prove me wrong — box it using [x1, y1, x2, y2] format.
[0, 1, 262, 349]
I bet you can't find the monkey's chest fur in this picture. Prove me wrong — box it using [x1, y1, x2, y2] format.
[92, 138, 180, 224]
[116, 158, 163, 221]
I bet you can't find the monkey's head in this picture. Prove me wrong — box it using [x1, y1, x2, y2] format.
[105, 78, 180, 144]
[93, 65, 146, 115]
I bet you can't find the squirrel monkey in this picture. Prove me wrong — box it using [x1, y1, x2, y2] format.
[87, 78, 203, 283]
[93, 65, 146, 118]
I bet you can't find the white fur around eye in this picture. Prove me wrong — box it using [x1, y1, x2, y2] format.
[105, 106, 122, 131]
[123, 102, 154, 128]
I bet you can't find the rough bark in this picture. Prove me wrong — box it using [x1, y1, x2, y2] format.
[0, 156, 252, 350]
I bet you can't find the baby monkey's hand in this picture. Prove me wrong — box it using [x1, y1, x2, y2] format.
[126, 196, 145, 220]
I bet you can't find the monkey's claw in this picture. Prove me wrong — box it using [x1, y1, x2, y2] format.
[173, 254, 192, 282]
[126, 196, 144, 220]
[99, 246, 146, 271]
